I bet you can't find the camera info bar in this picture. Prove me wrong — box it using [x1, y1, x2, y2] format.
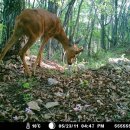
[0, 122, 130, 129]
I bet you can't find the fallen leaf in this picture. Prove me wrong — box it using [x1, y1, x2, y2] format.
[45, 102, 59, 108]
[27, 101, 40, 111]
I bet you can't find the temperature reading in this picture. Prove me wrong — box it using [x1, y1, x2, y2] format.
[32, 124, 41, 129]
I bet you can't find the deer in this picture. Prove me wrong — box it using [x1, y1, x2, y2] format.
[0, 9, 83, 77]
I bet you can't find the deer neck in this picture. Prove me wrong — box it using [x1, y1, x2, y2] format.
[55, 29, 71, 51]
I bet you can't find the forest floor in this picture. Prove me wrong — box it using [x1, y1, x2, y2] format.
[0, 55, 130, 122]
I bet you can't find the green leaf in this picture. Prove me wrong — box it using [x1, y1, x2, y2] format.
[23, 82, 30, 89]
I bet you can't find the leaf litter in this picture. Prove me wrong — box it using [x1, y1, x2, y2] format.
[0, 57, 130, 122]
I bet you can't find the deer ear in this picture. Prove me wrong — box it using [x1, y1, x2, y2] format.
[75, 47, 83, 54]
[73, 44, 77, 48]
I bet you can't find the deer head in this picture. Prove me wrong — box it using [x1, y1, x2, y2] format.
[65, 44, 83, 65]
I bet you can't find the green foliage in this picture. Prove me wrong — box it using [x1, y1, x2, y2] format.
[96, 0, 113, 15]
[0, 24, 5, 45]
[0, 24, 4, 30]
[93, 29, 100, 39]
[85, 50, 111, 69]
[80, 79, 89, 88]
[77, 45, 130, 69]
[23, 93, 33, 102]
[16, 77, 39, 103]
[30, 41, 40, 55]
[23, 82, 30, 89]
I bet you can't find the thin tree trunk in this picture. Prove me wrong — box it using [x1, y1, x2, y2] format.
[100, 13, 106, 50]
[70, 0, 83, 42]
[113, 0, 118, 47]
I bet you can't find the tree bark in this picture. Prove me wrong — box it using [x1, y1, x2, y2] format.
[1, 0, 25, 57]
[112, 0, 118, 47]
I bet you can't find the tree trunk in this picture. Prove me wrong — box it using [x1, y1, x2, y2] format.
[70, 0, 83, 42]
[46, 0, 58, 60]
[1, 0, 25, 57]
[100, 13, 106, 50]
[63, 0, 76, 33]
[113, 0, 118, 47]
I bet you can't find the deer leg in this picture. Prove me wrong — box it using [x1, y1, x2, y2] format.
[0, 33, 19, 61]
[33, 38, 48, 75]
[38, 38, 49, 66]
[19, 38, 36, 77]
[37, 43, 45, 66]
